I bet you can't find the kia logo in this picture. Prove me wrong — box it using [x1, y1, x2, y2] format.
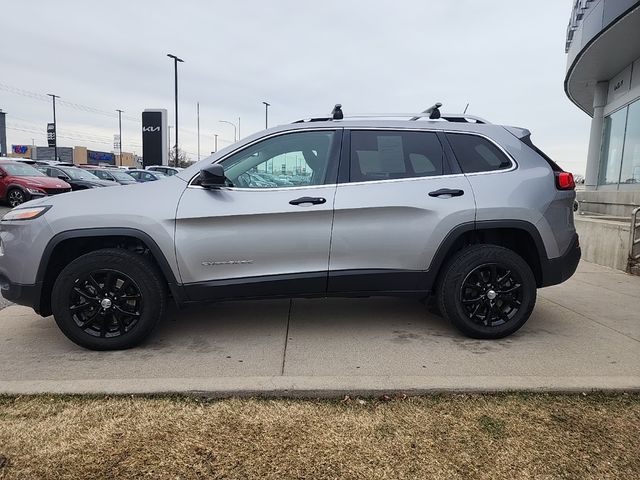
[143, 126, 160, 132]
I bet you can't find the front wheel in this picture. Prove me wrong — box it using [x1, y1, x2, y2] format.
[436, 245, 537, 339]
[51, 248, 166, 350]
[7, 188, 26, 207]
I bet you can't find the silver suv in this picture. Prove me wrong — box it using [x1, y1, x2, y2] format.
[0, 105, 580, 350]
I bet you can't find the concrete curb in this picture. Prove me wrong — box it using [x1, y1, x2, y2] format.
[1, 375, 638, 397]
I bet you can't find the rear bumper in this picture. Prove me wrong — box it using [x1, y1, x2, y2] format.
[540, 234, 581, 287]
[0, 274, 41, 313]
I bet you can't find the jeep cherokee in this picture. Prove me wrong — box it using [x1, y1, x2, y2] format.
[0, 105, 580, 350]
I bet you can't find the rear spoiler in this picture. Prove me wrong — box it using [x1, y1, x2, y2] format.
[503, 126, 563, 172]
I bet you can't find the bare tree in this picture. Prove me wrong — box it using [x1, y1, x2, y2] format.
[168, 147, 192, 168]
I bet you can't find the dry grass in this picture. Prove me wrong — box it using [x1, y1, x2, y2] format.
[0, 393, 638, 479]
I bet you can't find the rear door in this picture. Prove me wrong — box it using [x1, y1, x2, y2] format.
[328, 129, 476, 294]
[175, 129, 342, 300]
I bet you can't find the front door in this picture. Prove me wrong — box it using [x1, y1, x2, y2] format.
[328, 129, 476, 294]
[175, 129, 342, 301]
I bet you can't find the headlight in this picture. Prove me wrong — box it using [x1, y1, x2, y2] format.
[1, 206, 51, 221]
[27, 187, 45, 195]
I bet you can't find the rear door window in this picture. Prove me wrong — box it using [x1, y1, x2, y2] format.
[350, 130, 445, 182]
[446, 133, 512, 173]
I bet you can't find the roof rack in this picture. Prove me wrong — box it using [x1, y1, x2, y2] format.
[293, 103, 491, 124]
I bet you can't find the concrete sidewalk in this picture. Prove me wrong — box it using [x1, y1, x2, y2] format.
[0, 261, 638, 396]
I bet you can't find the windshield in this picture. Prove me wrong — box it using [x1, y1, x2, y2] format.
[60, 167, 100, 181]
[107, 170, 135, 181]
[2, 164, 46, 177]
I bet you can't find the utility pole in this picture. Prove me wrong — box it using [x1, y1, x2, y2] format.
[214, 133, 218, 153]
[196, 102, 200, 161]
[167, 53, 184, 167]
[262, 101, 270, 129]
[47, 94, 59, 161]
[116, 109, 123, 166]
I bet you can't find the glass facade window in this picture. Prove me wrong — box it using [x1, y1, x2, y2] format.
[619, 101, 640, 185]
[599, 107, 627, 185]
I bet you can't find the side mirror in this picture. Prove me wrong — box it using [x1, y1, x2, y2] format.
[58, 175, 70, 181]
[200, 164, 226, 188]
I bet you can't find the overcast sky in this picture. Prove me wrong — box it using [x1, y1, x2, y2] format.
[1, 0, 591, 173]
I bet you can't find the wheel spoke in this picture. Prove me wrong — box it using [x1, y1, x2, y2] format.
[87, 275, 103, 294]
[498, 283, 521, 294]
[497, 270, 511, 285]
[73, 286, 100, 303]
[114, 305, 140, 318]
[80, 310, 101, 329]
[462, 297, 483, 304]
[69, 302, 93, 313]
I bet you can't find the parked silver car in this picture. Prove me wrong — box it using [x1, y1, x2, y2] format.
[0, 105, 580, 350]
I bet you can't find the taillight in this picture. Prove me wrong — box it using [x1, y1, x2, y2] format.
[555, 172, 575, 190]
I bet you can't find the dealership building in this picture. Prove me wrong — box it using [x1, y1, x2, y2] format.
[566, 0, 640, 272]
[566, 0, 640, 203]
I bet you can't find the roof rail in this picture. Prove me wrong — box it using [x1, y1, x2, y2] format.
[293, 113, 491, 124]
[292, 103, 491, 124]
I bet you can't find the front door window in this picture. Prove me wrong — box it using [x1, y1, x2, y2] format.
[217, 130, 337, 188]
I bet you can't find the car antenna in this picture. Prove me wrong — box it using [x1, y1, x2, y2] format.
[332, 104, 343, 120]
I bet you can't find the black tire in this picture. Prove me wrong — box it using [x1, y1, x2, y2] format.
[436, 244, 536, 339]
[51, 248, 166, 350]
[7, 188, 26, 207]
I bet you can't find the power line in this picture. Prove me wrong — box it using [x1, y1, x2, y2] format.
[0, 82, 140, 123]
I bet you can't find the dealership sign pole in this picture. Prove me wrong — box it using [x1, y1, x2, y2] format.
[46, 94, 59, 161]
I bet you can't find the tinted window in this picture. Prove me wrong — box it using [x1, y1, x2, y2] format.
[446, 133, 512, 173]
[350, 131, 444, 182]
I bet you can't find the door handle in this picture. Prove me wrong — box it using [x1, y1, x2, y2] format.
[428, 188, 464, 198]
[289, 196, 327, 206]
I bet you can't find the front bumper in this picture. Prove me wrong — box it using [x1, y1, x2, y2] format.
[0, 274, 41, 312]
[540, 233, 581, 287]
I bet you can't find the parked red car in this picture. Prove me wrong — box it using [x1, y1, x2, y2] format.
[0, 161, 72, 207]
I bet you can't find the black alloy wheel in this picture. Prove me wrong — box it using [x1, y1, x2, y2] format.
[460, 263, 523, 327]
[69, 269, 143, 338]
[52, 248, 166, 350]
[436, 244, 536, 339]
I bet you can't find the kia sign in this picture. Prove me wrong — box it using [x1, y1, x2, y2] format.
[47, 123, 56, 148]
[142, 109, 167, 167]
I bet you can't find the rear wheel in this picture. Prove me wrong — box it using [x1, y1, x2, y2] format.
[436, 245, 536, 339]
[51, 248, 166, 350]
[7, 188, 26, 207]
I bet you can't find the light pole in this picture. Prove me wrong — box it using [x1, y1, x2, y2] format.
[262, 101, 270, 129]
[167, 53, 184, 166]
[47, 93, 59, 161]
[238, 117, 241, 139]
[196, 102, 200, 161]
[219, 120, 237, 142]
[214, 133, 218, 152]
[116, 109, 123, 166]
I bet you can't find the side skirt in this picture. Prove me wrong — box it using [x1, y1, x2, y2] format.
[182, 269, 433, 303]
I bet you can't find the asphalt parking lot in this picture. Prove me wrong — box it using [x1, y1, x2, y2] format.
[0, 260, 638, 396]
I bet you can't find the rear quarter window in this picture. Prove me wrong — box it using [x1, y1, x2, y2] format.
[446, 133, 512, 173]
